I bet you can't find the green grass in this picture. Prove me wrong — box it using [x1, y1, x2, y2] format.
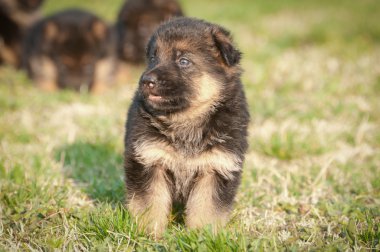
[1, 0, 380, 250]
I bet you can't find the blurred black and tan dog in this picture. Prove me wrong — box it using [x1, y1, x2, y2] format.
[116, 0, 183, 64]
[124, 17, 250, 237]
[22, 9, 116, 93]
[0, 0, 43, 67]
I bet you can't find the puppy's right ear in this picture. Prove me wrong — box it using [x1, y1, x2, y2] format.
[44, 21, 57, 40]
[211, 26, 241, 67]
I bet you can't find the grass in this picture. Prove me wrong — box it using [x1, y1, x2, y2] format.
[1, 0, 380, 250]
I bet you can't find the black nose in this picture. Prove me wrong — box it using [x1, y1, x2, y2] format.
[141, 73, 158, 89]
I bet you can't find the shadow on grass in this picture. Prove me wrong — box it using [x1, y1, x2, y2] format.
[55, 141, 124, 203]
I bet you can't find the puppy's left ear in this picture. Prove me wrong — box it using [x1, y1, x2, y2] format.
[211, 26, 241, 66]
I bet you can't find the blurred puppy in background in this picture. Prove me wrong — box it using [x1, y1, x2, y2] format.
[116, 0, 183, 64]
[22, 9, 117, 93]
[0, 0, 44, 67]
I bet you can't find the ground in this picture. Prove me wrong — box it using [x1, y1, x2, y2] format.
[1, 0, 379, 251]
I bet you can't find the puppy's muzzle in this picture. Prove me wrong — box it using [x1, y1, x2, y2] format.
[141, 73, 158, 89]
[141, 73, 164, 101]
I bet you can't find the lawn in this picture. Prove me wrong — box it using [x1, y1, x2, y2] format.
[1, 0, 380, 250]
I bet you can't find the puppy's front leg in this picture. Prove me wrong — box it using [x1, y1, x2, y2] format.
[91, 58, 115, 94]
[126, 163, 172, 237]
[185, 172, 237, 232]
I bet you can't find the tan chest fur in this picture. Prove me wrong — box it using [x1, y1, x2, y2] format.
[133, 138, 241, 180]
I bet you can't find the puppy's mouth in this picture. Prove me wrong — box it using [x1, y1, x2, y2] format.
[140, 82, 189, 112]
[145, 90, 169, 103]
[148, 94, 164, 102]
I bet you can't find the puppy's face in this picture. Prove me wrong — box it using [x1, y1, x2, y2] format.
[42, 19, 109, 90]
[117, 0, 183, 63]
[119, 13, 164, 63]
[138, 18, 241, 114]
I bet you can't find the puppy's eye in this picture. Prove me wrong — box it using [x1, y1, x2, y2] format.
[149, 56, 157, 63]
[178, 57, 191, 67]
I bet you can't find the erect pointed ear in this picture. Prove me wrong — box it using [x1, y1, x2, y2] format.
[44, 21, 58, 40]
[211, 25, 241, 67]
[92, 20, 107, 40]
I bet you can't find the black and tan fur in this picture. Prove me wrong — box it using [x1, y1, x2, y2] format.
[0, 0, 43, 67]
[22, 9, 116, 92]
[116, 0, 183, 64]
[124, 17, 249, 236]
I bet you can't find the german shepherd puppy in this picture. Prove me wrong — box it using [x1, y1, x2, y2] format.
[22, 9, 116, 92]
[0, 0, 43, 67]
[124, 17, 249, 236]
[116, 0, 183, 64]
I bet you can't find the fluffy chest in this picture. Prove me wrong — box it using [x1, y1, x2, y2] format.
[132, 138, 242, 180]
